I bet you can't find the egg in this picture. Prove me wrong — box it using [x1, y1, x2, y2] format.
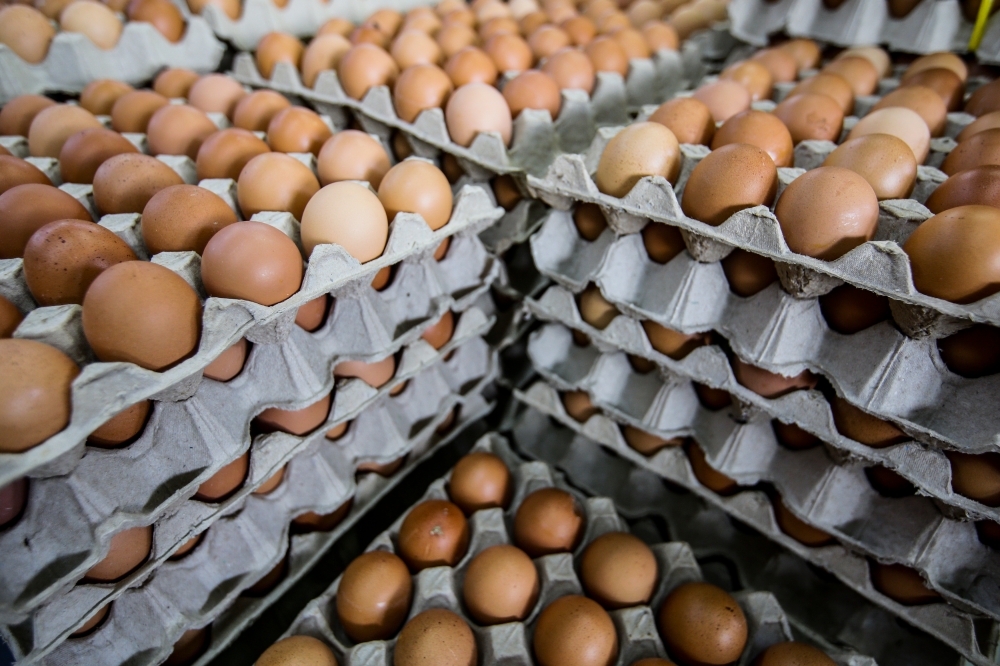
[520, 10, 549, 35]
[299, 181, 388, 262]
[687, 440, 740, 493]
[578, 284, 618, 328]
[527, 25, 569, 59]
[562, 389, 599, 421]
[829, 395, 908, 447]
[83, 525, 153, 582]
[0, 295, 23, 337]
[822, 56, 879, 97]
[583, 35, 627, 77]
[641, 223, 684, 264]
[872, 85, 947, 138]
[721, 248, 778, 297]
[393, 63, 454, 123]
[146, 104, 218, 158]
[732, 357, 816, 398]
[338, 43, 400, 100]
[754, 642, 837, 666]
[848, 107, 930, 164]
[0, 183, 92, 258]
[82, 261, 202, 370]
[778, 38, 821, 72]
[957, 111, 1000, 144]
[302, 34, 353, 88]
[444, 46, 499, 86]
[513, 487, 583, 556]
[255, 636, 338, 666]
[0, 6, 55, 63]
[658, 582, 747, 666]
[928, 166, 1000, 215]
[403, 6, 443, 33]
[391, 29, 444, 70]
[623, 425, 681, 455]
[437, 24, 477, 59]
[595, 122, 679, 197]
[201, 220, 303, 305]
[377, 159, 452, 232]
[126, 0, 185, 42]
[540, 47, 595, 93]
[573, 202, 607, 240]
[719, 60, 773, 102]
[772, 93, 844, 145]
[821, 134, 917, 201]
[254, 392, 331, 434]
[631, 660, 674, 666]
[788, 73, 854, 115]
[692, 80, 752, 124]
[256, 31, 304, 79]
[93, 153, 184, 215]
[203, 338, 249, 382]
[749, 48, 797, 84]
[533, 595, 617, 666]
[23, 219, 137, 305]
[648, 97, 715, 146]
[482, 32, 532, 72]
[682, 143, 778, 226]
[904, 52, 967, 85]
[394, 609, 476, 666]
[642, 21, 679, 53]
[421, 310, 455, 349]
[293, 498, 353, 532]
[448, 451, 511, 513]
[711, 110, 793, 167]
[580, 531, 657, 609]
[642, 320, 707, 359]
[195, 127, 270, 181]
[904, 68, 965, 113]
[187, 74, 247, 118]
[334, 355, 396, 387]
[865, 465, 916, 498]
[143, 185, 237, 255]
[869, 561, 941, 605]
[771, 420, 820, 450]
[396, 498, 469, 570]
[942, 128, 1000, 175]
[0, 95, 56, 136]
[837, 46, 890, 78]
[967, 78, 1000, 118]
[445, 82, 513, 147]
[232, 90, 292, 132]
[238, 152, 320, 220]
[194, 451, 248, 501]
[0, 155, 51, 194]
[28, 104, 103, 158]
[267, 107, 332, 155]
[335, 550, 412, 642]
[60, 1, 123, 50]
[80, 79, 134, 115]
[947, 451, 1000, 505]
[694, 383, 732, 411]
[106, 90, 167, 134]
[504, 70, 561, 121]
[366, 8, 403, 36]
[818, 283, 890, 334]
[462, 544, 539, 624]
[87, 400, 151, 447]
[165, 627, 210, 665]
[772, 495, 835, 546]
[153, 68, 200, 98]
[0, 339, 79, 452]
[313, 131, 388, 190]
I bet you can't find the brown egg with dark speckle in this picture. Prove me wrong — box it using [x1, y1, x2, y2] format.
[394, 609, 477, 666]
[0, 339, 79, 452]
[60, 128, 140, 184]
[397, 499, 469, 570]
[93, 153, 184, 215]
[533, 595, 617, 666]
[336, 550, 412, 642]
[658, 582, 747, 666]
[0, 184, 92, 259]
[513, 487, 583, 556]
[463, 544, 539, 624]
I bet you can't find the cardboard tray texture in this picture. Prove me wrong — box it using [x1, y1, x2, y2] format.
[506, 405, 986, 666]
[519, 323, 1000, 636]
[33, 350, 497, 666]
[280, 432, 871, 666]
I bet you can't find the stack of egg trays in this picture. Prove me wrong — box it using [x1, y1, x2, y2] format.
[0, 18, 224, 104]
[280, 431, 871, 666]
[43, 340, 499, 666]
[505, 405, 973, 666]
[514, 319, 1000, 666]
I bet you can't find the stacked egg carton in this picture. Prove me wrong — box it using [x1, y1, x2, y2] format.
[279, 431, 874, 666]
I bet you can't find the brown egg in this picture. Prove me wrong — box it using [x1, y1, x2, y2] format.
[692, 80, 752, 124]
[533, 595, 617, 666]
[238, 152, 320, 220]
[848, 107, 930, 164]
[775, 166, 879, 260]
[682, 143, 778, 225]
[488, 175, 519, 211]
[642, 320, 707, 359]
[87, 400, 150, 447]
[562, 389, 599, 421]
[541, 47, 595, 93]
[942, 128, 1000, 176]
[232, 90, 292, 132]
[335, 550, 412, 642]
[0, 95, 56, 137]
[527, 25, 570, 59]
[334, 355, 395, 387]
[420, 310, 454, 350]
[295, 293, 329, 332]
[146, 104, 218, 159]
[573, 203, 607, 240]
[68, 601, 110, 638]
[595, 122, 680, 197]
[788, 73, 854, 115]
[772, 420, 820, 450]
[773, 495, 835, 546]
[301, 34, 352, 89]
[829, 395, 908, 448]
[584, 35, 627, 76]
[301, 181, 388, 260]
[153, 68, 200, 98]
[903, 68, 965, 113]
[255, 392, 330, 435]
[711, 110, 793, 167]
[28, 104, 102, 158]
[187, 74, 247, 119]
[821, 134, 917, 200]
[754, 642, 837, 666]
[903, 52, 967, 85]
[445, 46, 499, 86]
[315, 130, 389, 188]
[201, 220, 302, 305]
[563, 15, 597, 45]
[255, 31, 304, 79]
[437, 24, 477, 58]
[0, 184, 91, 258]
[642, 21, 679, 52]
[598, 11, 630, 34]
[519, 11, 549, 36]
[393, 63, 454, 124]
[0, 477, 28, 529]
[503, 69, 562, 119]
[774, 92, 844, 144]
[732, 357, 816, 398]
[446, 82, 513, 146]
[944, 450, 1000, 506]
[391, 29, 444, 70]
[957, 111, 1000, 144]
[164, 627, 210, 665]
[580, 531, 657, 609]
[107, 90, 167, 134]
[839, 45, 891, 77]
[267, 107, 332, 155]
[80, 79, 134, 115]
[722, 248, 778, 297]
[403, 6, 442, 34]
[865, 465, 916, 498]
[966, 79, 1000, 117]
[484, 32, 533, 72]
[255, 636, 338, 666]
[93, 153, 184, 215]
[513, 487, 583, 556]
[194, 451, 248, 501]
[82, 261, 202, 370]
[872, 86, 947, 138]
[365, 7, 403, 36]
[648, 97, 715, 146]
[631, 660, 674, 666]
[352, 25, 390, 48]
[0, 155, 51, 194]
[395, 609, 476, 666]
[338, 43, 400, 100]
[195, 128, 270, 181]
[0, 5, 55, 63]
[641, 223, 684, 264]
[0, 339, 79, 452]
[750, 48, 797, 84]
[83, 525, 152, 582]
[936, 324, 1000, 378]
[23, 219, 137, 306]
[397, 498, 469, 570]
[869, 561, 940, 605]
[822, 57, 879, 98]
[903, 205, 1000, 303]
[448, 451, 511, 513]
[610, 27, 649, 60]
[203, 338, 249, 382]
[687, 440, 740, 493]
[720, 60, 773, 102]
[658, 582, 747, 666]
[60, 128, 140, 184]
[60, 1, 122, 50]
[694, 383, 731, 411]
[578, 284, 618, 328]
[623, 426, 681, 455]
[819, 284, 890, 334]
[126, 0, 185, 42]
[463, 544, 539, 624]
[0, 295, 23, 338]
[293, 497, 353, 532]
[142, 184, 237, 254]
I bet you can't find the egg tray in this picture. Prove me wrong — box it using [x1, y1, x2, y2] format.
[519, 322, 1000, 632]
[32, 352, 497, 666]
[504, 404, 988, 666]
[278, 431, 867, 666]
[0, 18, 224, 104]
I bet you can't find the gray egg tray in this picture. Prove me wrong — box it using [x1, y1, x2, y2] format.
[0, 147, 504, 485]
[281, 432, 869, 666]
[0, 18, 224, 104]
[506, 405, 989, 666]
[519, 322, 1000, 635]
[30, 346, 497, 666]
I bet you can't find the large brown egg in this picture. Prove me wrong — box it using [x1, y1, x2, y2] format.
[266, 107, 332, 155]
[692, 80, 752, 124]
[847, 107, 930, 164]
[720, 60, 773, 101]
[947, 451, 1000, 506]
[926, 165, 1000, 212]
[437, 23, 477, 58]
[829, 395, 908, 447]
[445, 46, 499, 87]
[658, 582, 747, 666]
[256, 636, 338, 666]
[957, 111, 1000, 143]
[585, 35, 628, 76]
[445, 82, 513, 146]
[142, 184, 237, 254]
[774, 166, 879, 260]
[395, 609, 477, 666]
[108, 90, 168, 134]
[203, 338, 249, 382]
[821, 134, 917, 200]
[0, 295, 23, 338]
[254, 392, 330, 435]
[872, 85, 948, 137]
[903, 205, 1000, 304]
[195, 128, 270, 181]
[772, 93, 844, 144]
[83, 525, 153, 582]
[822, 56, 878, 97]
[648, 97, 715, 146]
[232, 90, 291, 132]
[93, 153, 184, 215]
[722, 249, 778, 297]
[146, 104, 218, 159]
[0, 155, 51, 194]
[682, 143, 777, 225]
[301, 181, 388, 261]
[256, 31, 304, 79]
[60, 1, 123, 50]
[126, 0, 185, 42]
[393, 63, 454, 123]
[201, 221, 302, 305]
[903, 52, 967, 85]
[580, 531, 657, 609]
[421, 310, 454, 349]
[0, 339, 79, 452]
[187, 74, 247, 119]
[732, 357, 816, 398]
[513, 487, 583, 556]
[378, 159, 452, 230]
[503, 70, 561, 120]
[87, 400, 150, 448]
[23, 220, 137, 306]
[562, 389, 599, 421]
[484, 32, 533, 71]
[869, 561, 941, 605]
[301, 34, 352, 89]
[533, 595, 618, 666]
[463, 544, 539, 624]
[772, 495, 835, 546]
[82, 261, 202, 371]
[0, 184, 91, 258]
[448, 451, 511, 514]
[904, 68, 965, 112]
[316, 130, 390, 187]
[819, 284, 889, 334]
[80, 79, 134, 115]
[542, 47, 596, 94]
[750, 48, 798, 83]
[194, 451, 248, 501]
[966, 79, 1000, 117]
[153, 68, 199, 98]
[60, 128, 139, 185]
[336, 550, 412, 642]
[788, 73, 854, 115]
[595, 122, 680, 197]
[937, 324, 1000, 378]
[711, 110, 792, 167]
[754, 642, 837, 666]
[642, 320, 707, 359]
[0, 6, 55, 64]
[942, 128, 1000, 176]
[28, 104, 102, 158]
[238, 152, 320, 221]
[0, 95, 56, 137]
[338, 43, 400, 100]
[529, 24, 571, 59]
[391, 29, 444, 69]
[397, 498, 470, 570]
[642, 21, 679, 52]
[578, 284, 619, 328]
